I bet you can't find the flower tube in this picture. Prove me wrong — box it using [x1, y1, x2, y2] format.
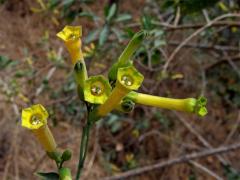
[127, 92, 207, 116]
[57, 26, 88, 86]
[98, 66, 144, 116]
[21, 104, 57, 152]
[57, 26, 83, 64]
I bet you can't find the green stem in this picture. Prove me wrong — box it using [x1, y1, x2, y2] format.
[76, 120, 91, 180]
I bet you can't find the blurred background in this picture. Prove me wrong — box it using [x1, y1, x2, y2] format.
[0, 0, 240, 179]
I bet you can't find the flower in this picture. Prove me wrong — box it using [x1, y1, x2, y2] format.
[21, 104, 48, 129]
[117, 65, 144, 91]
[127, 92, 208, 117]
[83, 75, 112, 104]
[98, 66, 143, 116]
[57, 25, 82, 42]
[21, 104, 57, 152]
[56, 26, 83, 65]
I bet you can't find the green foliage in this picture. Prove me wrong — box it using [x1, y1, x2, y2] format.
[35, 172, 59, 180]
[0, 56, 17, 70]
[154, 111, 171, 130]
[223, 164, 240, 180]
[83, 3, 132, 46]
[207, 62, 240, 108]
[105, 114, 122, 133]
[162, 0, 220, 13]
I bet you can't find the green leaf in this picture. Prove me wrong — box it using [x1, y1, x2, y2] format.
[154, 39, 166, 47]
[115, 14, 132, 22]
[111, 121, 122, 133]
[85, 29, 100, 43]
[223, 164, 240, 180]
[107, 114, 119, 126]
[78, 11, 99, 21]
[0, 56, 17, 70]
[150, 29, 164, 37]
[62, 0, 74, 6]
[162, 0, 176, 10]
[112, 28, 125, 42]
[48, 0, 60, 10]
[98, 26, 109, 46]
[106, 3, 117, 22]
[141, 15, 153, 30]
[179, 0, 220, 14]
[35, 172, 59, 180]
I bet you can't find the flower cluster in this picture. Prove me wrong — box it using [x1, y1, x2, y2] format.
[56, 25, 207, 120]
[21, 25, 207, 180]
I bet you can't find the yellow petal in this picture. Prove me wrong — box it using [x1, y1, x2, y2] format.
[84, 75, 112, 104]
[21, 104, 48, 130]
[56, 26, 82, 42]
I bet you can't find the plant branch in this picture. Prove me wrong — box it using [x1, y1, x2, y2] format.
[101, 143, 240, 180]
[168, 41, 240, 52]
[162, 13, 240, 72]
[151, 20, 240, 30]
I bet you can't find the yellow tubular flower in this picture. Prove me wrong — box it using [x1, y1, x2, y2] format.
[84, 75, 112, 104]
[98, 66, 144, 116]
[21, 104, 57, 152]
[127, 92, 207, 116]
[56, 26, 83, 65]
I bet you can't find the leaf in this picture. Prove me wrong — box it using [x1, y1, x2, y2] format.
[141, 15, 153, 30]
[85, 29, 100, 43]
[218, 2, 229, 12]
[78, 11, 99, 21]
[35, 172, 59, 180]
[112, 28, 125, 42]
[115, 14, 132, 22]
[0, 56, 17, 70]
[179, 0, 220, 14]
[162, 0, 176, 10]
[106, 3, 117, 22]
[98, 25, 109, 46]
[107, 114, 119, 126]
[62, 0, 74, 6]
[111, 121, 122, 133]
[223, 164, 240, 180]
[47, 0, 60, 10]
[154, 39, 166, 47]
[150, 29, 164, 37]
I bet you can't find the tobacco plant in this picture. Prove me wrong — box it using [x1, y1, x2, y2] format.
[21, 25, 207, 180]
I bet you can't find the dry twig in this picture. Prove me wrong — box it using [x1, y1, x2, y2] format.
[101, 143, 240, 180]
[174, 112, 230, 165]
[189, 160, 223, 180]
[163, 13, 240, 72]
[224, 111, 240, 144]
